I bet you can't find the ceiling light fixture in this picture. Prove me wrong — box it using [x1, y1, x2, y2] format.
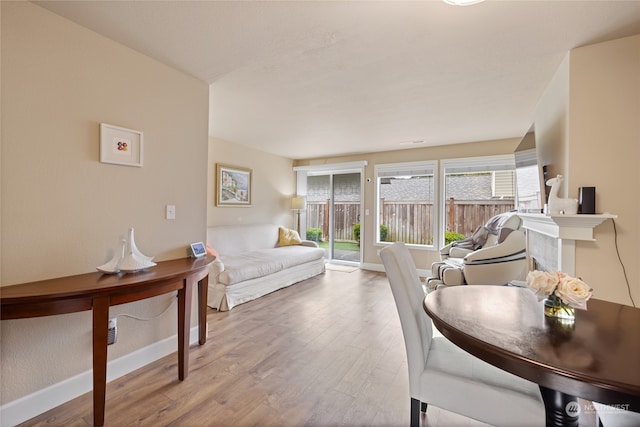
[399, 140, 425, 145]
[443, 0, 485, 5]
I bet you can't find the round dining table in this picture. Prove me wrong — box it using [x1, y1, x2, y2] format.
[423, 285, 640, 427]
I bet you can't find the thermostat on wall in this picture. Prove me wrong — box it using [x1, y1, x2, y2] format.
[188, 242, 206, 258]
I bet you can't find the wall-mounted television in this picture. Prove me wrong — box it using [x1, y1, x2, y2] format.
[514, 126, 547, 213]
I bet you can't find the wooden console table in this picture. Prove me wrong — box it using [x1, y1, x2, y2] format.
[1, 256, 215, 427]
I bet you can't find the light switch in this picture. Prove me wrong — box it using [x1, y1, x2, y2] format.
[166, 204, 176, 220]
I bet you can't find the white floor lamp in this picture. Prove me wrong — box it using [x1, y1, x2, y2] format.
[291, 196, 306, 235]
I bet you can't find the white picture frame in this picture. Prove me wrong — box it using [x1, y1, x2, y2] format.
[100, 123, 143, 167]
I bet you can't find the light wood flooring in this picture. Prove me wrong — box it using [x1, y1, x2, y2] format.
[18, 267, 595, 427]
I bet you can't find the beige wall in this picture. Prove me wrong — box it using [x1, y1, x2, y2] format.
[534, 34, 639, 306]
[3, 0, 636, 415]
[535, 55, 570, 190]
[570, 35, 639, 306]
[208, 136, 295, 229]
[294, 138, 520, 270]
[1, 1, 209, 404]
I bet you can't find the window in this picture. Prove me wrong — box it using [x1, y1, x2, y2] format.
[441, 155, 515, 245]
[375, 161, 437, 247]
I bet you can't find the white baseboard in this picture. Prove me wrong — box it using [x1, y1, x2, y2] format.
[360, 262, 385, 272]
[361, 261, 430, 278]
[0, 326, 200, 427]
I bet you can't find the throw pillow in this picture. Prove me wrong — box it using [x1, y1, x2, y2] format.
[206, 242, 220, 259]
[279, 227, 302, 246]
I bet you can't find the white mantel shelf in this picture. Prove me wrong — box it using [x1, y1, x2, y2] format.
[519, 213, 617, 241]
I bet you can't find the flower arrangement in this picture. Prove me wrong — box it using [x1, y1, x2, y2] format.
[526, 270, 593, 318]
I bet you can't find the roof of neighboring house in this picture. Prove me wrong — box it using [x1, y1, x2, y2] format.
[306, 173, 512, 203]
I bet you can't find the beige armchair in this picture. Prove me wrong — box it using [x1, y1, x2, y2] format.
[427, 212, 527, 290]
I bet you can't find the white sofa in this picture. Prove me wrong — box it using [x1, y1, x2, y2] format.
[206, 224, 325, 311]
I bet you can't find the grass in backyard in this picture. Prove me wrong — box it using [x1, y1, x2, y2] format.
[317, 240, 360, 252]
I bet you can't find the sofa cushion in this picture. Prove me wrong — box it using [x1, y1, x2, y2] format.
[218, 251, 284, 285]
[207, 224, 280, 257]
[218, 246, 325, 285]
[277, 246, 325, 269]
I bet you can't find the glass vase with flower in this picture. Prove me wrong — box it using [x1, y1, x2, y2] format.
[526, 270, 593, 322]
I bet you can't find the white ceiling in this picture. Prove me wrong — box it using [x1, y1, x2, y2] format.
[34, 1, 640, 160]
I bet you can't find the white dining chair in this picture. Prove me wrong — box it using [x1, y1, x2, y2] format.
[594, 402, 640, 427]
[380, 242, 545, 427]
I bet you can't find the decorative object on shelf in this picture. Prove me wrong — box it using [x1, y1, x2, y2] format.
[188, 242, 206, 258]
[96, 239, 126, 274]
[526, 270, 592, 321]
[215, 163, 252, 206]
[578, 186, 596, 214]
[546, 175, 578, 215]
[96, 228, 155, 274]
[544, 295, 576, 321]
[100, 123, 143, 167]
[127, 228, 154, 262]
[119, 228, 156, 272]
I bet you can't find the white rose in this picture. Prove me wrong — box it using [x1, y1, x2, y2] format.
[526, 270, 559, 300]
[555, 276, 592, 310]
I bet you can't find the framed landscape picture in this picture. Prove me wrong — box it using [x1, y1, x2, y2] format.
[216, 164, 252, 206]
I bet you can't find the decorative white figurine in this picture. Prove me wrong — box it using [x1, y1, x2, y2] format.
[96, 239, 126, 274]
[126, 228, 154, 262]
[546, 175, 578, 215]
[97, 228, 156, 274]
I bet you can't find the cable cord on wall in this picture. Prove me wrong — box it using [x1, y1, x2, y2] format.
[611, 219, 636, 307]
[116, 293, 178, 321]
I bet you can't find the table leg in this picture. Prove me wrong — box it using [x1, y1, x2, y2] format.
[198, 275, 208, 345]
[177, 278, 193, 381]
[539, 386, 580, 427]
[92, 296, 110, 427]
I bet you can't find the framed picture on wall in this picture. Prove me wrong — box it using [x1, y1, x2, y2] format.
[100, 123, 143, 167]
[216, 163, 252, 206]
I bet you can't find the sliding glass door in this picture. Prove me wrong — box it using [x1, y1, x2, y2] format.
[306, 171, 361, 264]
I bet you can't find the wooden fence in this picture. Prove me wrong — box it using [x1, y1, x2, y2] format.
[380, 201, 433, 245]
[307, 201, 360, 241]
[306, 199, 514, 243]
[445, 198, 515, 236]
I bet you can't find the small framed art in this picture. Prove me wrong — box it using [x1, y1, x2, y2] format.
[100, 123, 143, 167]
[216, 163, 252, 206]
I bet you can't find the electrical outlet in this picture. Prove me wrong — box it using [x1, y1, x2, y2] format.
[108, 317, 118, 345]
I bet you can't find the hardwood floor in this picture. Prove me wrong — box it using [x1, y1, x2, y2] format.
[17, 268, 595, 427]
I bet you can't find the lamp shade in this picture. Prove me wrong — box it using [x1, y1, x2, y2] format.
[291, 196, 306, 210]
